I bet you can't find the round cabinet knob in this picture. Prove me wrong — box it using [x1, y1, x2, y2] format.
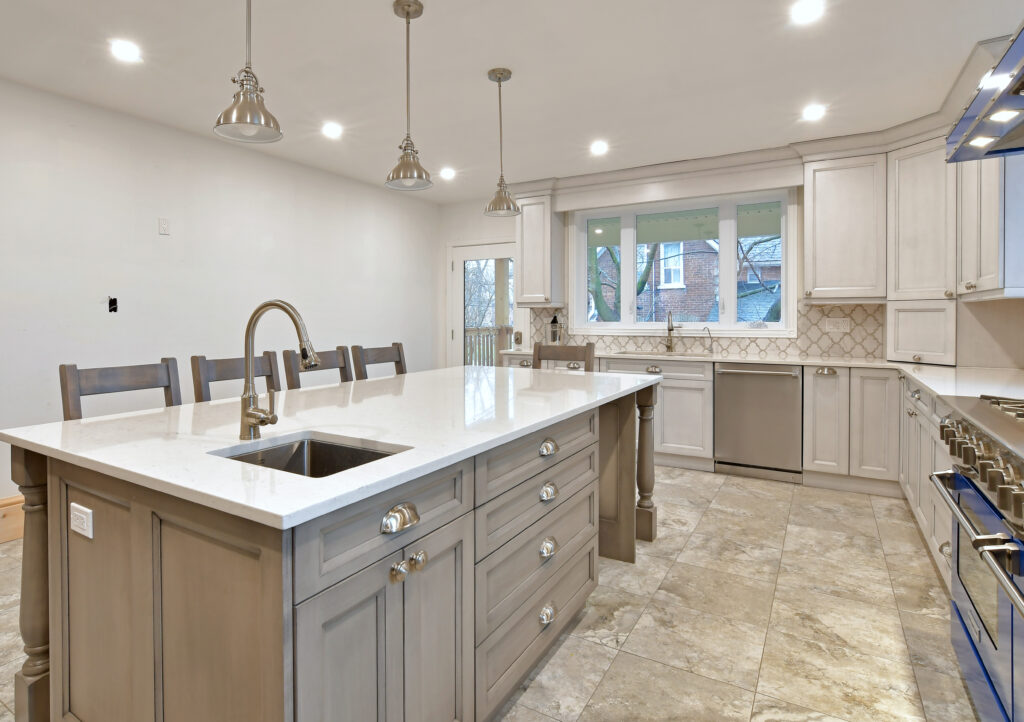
[390, 560, 410, 583]
[912, 354, 922, 363]
[939, 541, 952, 559]
[646, 365, 662, 374]
[906, 408, 918, 417]
[538, 537, 559, 560]
[805, 290, 812, 297]
[408, 550, 428, 572]
[911, 390, 921, 400]
[520, 360, 533, 368]
[945, 290, 954, 298]
[538, 604, 557, 626]
[538, 482, 559, 502]
[538, 438, 560, 457]
[966, 281, 977, 291]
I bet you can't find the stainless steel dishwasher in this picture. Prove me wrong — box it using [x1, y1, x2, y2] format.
[713, 362, 803, 483]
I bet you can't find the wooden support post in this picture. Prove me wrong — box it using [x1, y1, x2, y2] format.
[635, 385, 658, 542]
[597, 395, 637, 562]
[11, 448, 49, 722]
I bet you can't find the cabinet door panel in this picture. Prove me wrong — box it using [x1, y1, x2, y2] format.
[887, 141, 956, 300]
[803, 156, 887, 298]
[655, 380, 713, 458]
[802, 367, 850, 475]
[958, 158, 1004, 294]
[404, 514, 474, 722]
[295, 552, 404, 722]
[886, 300, 957, 366]
[849, 368, 900, 480]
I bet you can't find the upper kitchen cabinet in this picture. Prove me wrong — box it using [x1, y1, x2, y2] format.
[886, 139, 957, 300]
[803, 155, 887, 300]
[515, 195, 565, 307]
[886, 300, 957, 366]
[957, 156, 1024, 300]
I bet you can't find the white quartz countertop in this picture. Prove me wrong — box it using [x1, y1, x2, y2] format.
[0, 367, 658, 530]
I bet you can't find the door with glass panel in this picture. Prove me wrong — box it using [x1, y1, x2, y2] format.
[447, 243, 516, 367]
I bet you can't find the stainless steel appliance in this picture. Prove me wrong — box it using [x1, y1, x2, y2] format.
[713, 363, 802, 483]
[931, 395, 1024, 722]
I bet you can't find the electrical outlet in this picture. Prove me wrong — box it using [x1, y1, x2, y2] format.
[69, 502, 94, 539]
[158, 217, 170, 236]
[825, 317, 852, 333]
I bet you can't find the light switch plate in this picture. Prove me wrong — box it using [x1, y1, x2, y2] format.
[69, 502, 94, 539]
[825, 317, 852, 333]
[158, 217, 170, 236]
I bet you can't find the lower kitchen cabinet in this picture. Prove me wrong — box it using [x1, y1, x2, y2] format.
[295, 513, 474, 722]
[655, 378, 713, 459]
[849, 368, 901, 480]
[803, 366, 851, 475]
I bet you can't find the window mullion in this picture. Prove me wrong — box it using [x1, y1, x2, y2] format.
[624, 213, 637, 324]
[720, 202, 738, 326]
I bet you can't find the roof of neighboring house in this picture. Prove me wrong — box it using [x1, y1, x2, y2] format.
[740, 236, 781, 265]
[736, 284, 780, 322]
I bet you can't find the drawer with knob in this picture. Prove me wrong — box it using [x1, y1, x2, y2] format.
[292, 458, 474, 602]
[475, 444, 598, 561]
[475, 534, 598, 720]
[475, 410, 598, 503]
[474, 483, 597, 640]
[602, 357, 713, 380]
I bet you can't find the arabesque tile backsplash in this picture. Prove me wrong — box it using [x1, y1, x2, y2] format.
[527, 304, 885, 361]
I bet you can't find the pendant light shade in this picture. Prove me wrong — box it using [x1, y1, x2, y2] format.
[484, 68, 520, 217]
[386, 0, 431, 190]
[214, 0, 282, 143]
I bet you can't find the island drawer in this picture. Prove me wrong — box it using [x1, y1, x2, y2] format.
[475, 410, 598, 504]
[475, 483, 597, 641]
[475, 444, 598, 562]
[293, 458, 474, 602]
[602, 357, 713, 380]
[475, 535, 598, 721]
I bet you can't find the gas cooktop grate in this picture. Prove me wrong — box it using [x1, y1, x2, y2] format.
[982, 395, 1024, 420]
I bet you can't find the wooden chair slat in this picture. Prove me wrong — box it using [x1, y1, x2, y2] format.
[283, 346, 352, 389]
[190, 351, 281, 403]
[351, 343, 407, 381]
[58, 358, 182, 421]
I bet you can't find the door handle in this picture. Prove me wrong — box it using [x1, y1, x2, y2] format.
[815, 367, 837, 376]
[380, 502, 420, 534]
[716, 369, 799, 377]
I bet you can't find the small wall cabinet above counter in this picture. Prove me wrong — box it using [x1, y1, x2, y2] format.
[515, 194, 565, 307]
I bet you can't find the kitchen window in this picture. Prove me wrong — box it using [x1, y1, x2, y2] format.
[572, 190, 796, 336]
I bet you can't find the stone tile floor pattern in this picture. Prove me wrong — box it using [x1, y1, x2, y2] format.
[496, 467, 976, 722]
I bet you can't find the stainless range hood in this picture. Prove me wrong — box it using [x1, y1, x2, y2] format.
[948, 19, 1024, 163]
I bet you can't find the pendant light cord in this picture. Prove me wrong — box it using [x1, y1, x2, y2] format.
[498, 80, 504, 177]
[405, 14, 411, 138]
[245, 0, 252, 68]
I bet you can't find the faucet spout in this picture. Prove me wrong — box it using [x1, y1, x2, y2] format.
[240, 299, 320, 440]
[702, 326, 713, 355]
[665, 313, 675, 351]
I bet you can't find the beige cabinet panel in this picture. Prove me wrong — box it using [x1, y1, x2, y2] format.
[957, 158, 1004, 294]
[515, 195, 564, 306]
[802, 366, 850, 475]
[887, 140, 957, 300]
[654, 379, 713, 458]
[886, 300, 957, 366]
[849, 368, 900, 481]
[803, 155, 887, 299]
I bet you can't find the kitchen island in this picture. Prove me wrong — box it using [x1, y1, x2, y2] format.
[0, 365, 659, 722]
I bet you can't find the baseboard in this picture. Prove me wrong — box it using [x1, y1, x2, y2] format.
[653, 454, 714, 472]
[0, 495, 24, 543]
[802, 471, 902, 498]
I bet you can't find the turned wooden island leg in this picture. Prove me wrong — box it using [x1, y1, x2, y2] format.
[635, 385, 657, 542]
[11, 448, 49, 722]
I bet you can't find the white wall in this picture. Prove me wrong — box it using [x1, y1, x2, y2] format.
[0, 79, 443, 496]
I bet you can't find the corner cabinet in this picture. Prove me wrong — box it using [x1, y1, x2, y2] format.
[515, 195, 565, 307]
[803, 155, 887, 300]
[886, 139, 957, 301]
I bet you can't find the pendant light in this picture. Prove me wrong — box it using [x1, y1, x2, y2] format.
[214, 0, 282, 143]
[484, 68, 520, 217]
[385, 0, 432, 190]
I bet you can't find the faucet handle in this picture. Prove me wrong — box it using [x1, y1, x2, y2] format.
[265, 387, 278, 425]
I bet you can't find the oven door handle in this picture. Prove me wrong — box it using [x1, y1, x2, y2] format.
[930, 470, 1024, 618]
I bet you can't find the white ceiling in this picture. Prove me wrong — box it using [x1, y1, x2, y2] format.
[1, 1, 1021, 204]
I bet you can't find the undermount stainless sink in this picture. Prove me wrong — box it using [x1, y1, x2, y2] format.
[214, 433, 411, 478]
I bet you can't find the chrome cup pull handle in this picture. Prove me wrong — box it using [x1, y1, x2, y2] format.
[519, 359, 533, 367]
[539, 537, 559, 560]
[539, 438, 559, 457]
[566, 361, 582, 370]
[815, 367, 837, 376]
[380, 502, 420, 534]
[538, 604, 557, 626]
[539, 482, 559, 502]
[646, 365, 661, 374]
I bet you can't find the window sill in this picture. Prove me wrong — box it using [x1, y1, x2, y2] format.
[570, 326, 797, 339]
[656, 283, 687, 290]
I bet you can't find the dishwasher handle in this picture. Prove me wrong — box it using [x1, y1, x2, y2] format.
[715, 369, 800, 378]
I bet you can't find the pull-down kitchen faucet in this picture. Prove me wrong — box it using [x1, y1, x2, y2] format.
[240, 300, 321, 440]
[665, 313, 675, 351]
[703, 325, 714, 355]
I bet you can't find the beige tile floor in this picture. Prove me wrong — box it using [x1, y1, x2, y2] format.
[496, 467, 977, 722]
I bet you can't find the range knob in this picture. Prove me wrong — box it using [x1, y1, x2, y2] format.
[949, 437, 969, 456]
[960, 444, 979, 466]
[997, 485, 1017, 514]
[986, 467, 1007, 492]
[939, 422, 956, 442]
[1012, 490, 1024, 520]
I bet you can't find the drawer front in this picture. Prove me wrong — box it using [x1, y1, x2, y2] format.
[293, 459, 474, 603]
[475, 535, 598, 721]
[475, 484, 597, 640]
[475, 411, 598, 503]
[475, 445, 598, 561]
[504, 355, 533, 368]
[602, 357, 712, 380]
[905, 383, 934, 418]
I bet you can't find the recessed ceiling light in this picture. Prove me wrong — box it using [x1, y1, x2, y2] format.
[790, 0, 825, 25]
[594, 228, 604, 234]
[970, 136, 997, 148]
[321, 121, 343, 140]
[979, 71, 1012, 91]
[590, 140, 609, 156]
[439, 167, 456, 181]
[990, 110, 1020, 123]
[109, 39, 142, 63]
[802, 103, 827, 121]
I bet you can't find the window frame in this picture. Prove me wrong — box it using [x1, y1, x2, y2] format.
[569, 189, 798, 338]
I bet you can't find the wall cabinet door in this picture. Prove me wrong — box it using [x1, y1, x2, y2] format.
[849, 368, 901, 480]
[957, 158, 1004, 294]
[802, 366, 850, 474]
[654, 379, 713, 458]
[803, 155, 887, 299]
[886, 300, 956, 366]
[295, 552, 405, 722]
[515, 195, 564, 307]
[887, 140, 957, 300]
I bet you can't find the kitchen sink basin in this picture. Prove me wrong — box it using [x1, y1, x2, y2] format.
[213, 433, 411, 478]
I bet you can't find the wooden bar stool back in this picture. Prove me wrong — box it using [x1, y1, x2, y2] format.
[351, 343, 407, 381]
[190, 351, 282, 403]
[532, 342, 596, 372]
[58, 358, 183, 421]
[283, 346, 353, 389]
